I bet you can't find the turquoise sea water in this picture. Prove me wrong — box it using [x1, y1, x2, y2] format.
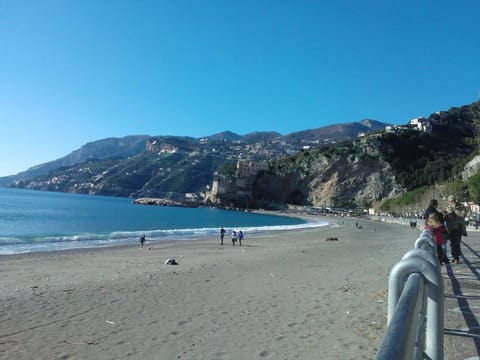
[0, 188, 327, 254]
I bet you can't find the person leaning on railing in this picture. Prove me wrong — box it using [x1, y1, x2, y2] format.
[424, 211, 450, 265]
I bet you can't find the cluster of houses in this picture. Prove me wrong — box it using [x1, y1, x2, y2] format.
[384, 111, 448, 135]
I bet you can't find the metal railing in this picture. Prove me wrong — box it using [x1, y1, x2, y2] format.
[375, 230, 444, 360]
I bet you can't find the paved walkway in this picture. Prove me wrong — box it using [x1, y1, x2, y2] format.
[444, 231, 480, 360]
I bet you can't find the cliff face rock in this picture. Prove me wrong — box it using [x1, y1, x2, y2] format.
[208, 147, 402, 210]
[146, 140, 179, 154]
[462, 155, 480, 180]
[315, 154, 401, 205]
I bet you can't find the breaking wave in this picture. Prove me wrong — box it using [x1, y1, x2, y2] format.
[0, 219, 328, 255]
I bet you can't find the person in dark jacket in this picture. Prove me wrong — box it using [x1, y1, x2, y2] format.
[220, 227, 226, 245]
[424, 199, 441, 221]
[444, 195, 466, 264]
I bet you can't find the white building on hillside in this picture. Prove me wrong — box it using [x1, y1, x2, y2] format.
[409, 117, 432, 134]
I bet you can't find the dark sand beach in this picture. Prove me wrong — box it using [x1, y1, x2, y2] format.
[0, 216, 420, 359]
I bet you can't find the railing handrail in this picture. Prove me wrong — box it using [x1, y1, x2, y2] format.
[375, 230, 444, 360]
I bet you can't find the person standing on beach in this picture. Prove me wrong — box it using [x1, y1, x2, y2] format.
[231, 230, 237, 246]
[140, 234, 146, 248]
[444, 195, 466, 264]
[238, 230, 244, 246]
[220, 227, 226, 245]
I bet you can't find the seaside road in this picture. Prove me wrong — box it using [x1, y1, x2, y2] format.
[443, 231, 480, 360]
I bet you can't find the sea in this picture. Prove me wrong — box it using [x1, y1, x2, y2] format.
[0, 187, 328, 255]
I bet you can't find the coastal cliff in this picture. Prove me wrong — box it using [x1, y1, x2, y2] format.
[5, 100, 480, 211]
[204, 142, 401, 210]
[205, 100, 480, 210]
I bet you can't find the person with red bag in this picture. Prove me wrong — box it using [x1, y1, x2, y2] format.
[424, 199, 450, 265]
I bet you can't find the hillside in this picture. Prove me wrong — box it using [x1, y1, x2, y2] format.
[2, 120, 388, 198]
[281, 119, 386, 143]
[0, 136, 151, 187]
[6, 101, 480, 210]
[207, 101, 480, 210]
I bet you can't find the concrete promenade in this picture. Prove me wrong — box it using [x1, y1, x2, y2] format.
[443, 231, 480, 360]
[371, 215, 480, 359]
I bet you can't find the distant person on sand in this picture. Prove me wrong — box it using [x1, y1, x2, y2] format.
[220, 227, 226, 245]
[140, 234, 146, 248]
[238, 230, 244, 246]
[231, 230, 237, 246]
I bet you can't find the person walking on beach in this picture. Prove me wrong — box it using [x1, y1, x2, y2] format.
[220, 227, 226, 245]
[444, 195, 466, 264]
[231, 230, 237, 246]
[238, 230, 244, 246]
[140, 234, 146, 248]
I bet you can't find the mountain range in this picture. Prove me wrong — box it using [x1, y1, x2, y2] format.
[0, 119, 387, 197]
[3, 100, 480, 212]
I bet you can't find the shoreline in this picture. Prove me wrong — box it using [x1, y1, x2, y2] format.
[0, 216, 418, 359]
[0, 211, 421, 259]
[0, 209, 328, 257]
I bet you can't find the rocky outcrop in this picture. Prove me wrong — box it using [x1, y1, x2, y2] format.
[145, 140, 179, 154]
[204, 174, 255, 208]
[308, 154, 401, 207]
[206, 149, 403, 210]
[462, 155, 480, 180]
[133, 197, 195, 207]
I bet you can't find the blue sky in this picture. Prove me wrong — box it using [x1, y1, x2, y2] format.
[1, 0, 479, 176]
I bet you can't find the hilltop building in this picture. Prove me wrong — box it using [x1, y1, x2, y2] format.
[408, 117, 432, 134]
[235, 160, 268, 177]
[205, 160, 269, 207]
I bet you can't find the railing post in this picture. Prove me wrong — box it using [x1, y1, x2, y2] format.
[416, 231, 445, 359]
[377, 273, 425, 359]
[377, 230, 444, 359]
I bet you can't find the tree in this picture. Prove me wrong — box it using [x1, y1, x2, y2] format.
[220, 162, 237, 176]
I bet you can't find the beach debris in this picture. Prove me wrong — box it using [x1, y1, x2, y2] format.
[106, 320, 115, 325]
[165, 258, 179, 265]
[339, 283, 352, 292]
[325, 236, 339, 241]
[65, 340, 97, 345]
[30, 286, 44, 296]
